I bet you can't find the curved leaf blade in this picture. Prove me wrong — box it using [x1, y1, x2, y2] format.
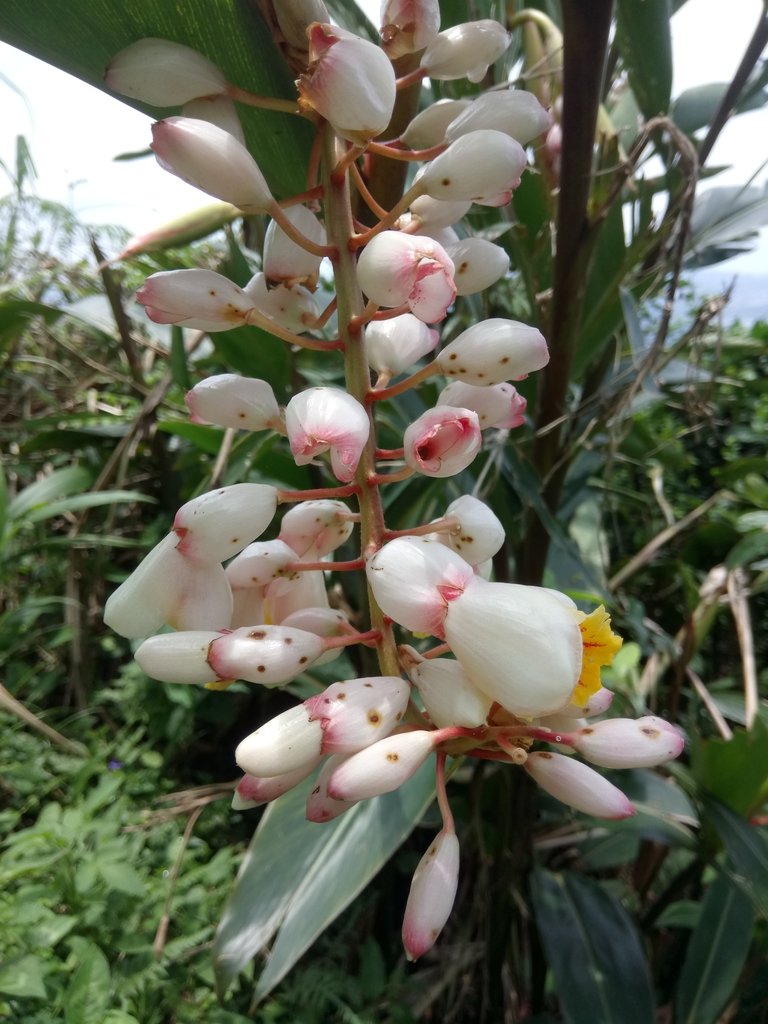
[616, 0, 673, 119]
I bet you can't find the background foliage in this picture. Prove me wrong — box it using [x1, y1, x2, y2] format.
[1, 0, 767, 1021]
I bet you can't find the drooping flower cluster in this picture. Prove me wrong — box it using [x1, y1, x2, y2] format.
[105, 1, 684, 964]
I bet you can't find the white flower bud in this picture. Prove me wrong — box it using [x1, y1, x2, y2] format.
[380, 0, 441, 58]
[103, 533, 233, 638]
[233, 759, 322, 809]
[306, 754, 359, 822]
[299, 24, 396, 143]
[444, 579, 583, 717]
[367, 536, 475, 636]
[409, 194, 472, 231]
[264, 206, 327, 286]
[525, 752, 635, 819]
[265, 569, 330, 624]
[403, 406, 482, 478]
[281, 607, 351, 636]
[236, 705, 324, 776]
[151, 117, 274, 212]
[420, 20, 510, 83]
[137, 269, 253, 332]
[406, 653, 491, 728]
[182, 96, 245, 145]
[305, 675, 410, 753]
[209, 625, 324, 685]
[285, 387, 370, 483]
[571, 717, 685, 769]
[437, 380, 526, 429]
[365, 314, 440, 377]
[556, 687, 614, 718]
[326, 729, 436, 800]
[442, 494, 504, 565]
[278, 500, 355, 557]
[444, 237, 509, 295]
[173, 483, 278, 563]
[446, 89, 553, 146]
[185, 374, 281, 431]
[401, 829, 459, 961]
[242, 273, 320, 333]
[401, 99, 470, 150]
[435, 318, 549, 385]
[105, 38, 227, 106]
[225, 540, 298, 588]
[357, 231, 456, 323]
[275, 0, 330, 50]
[420, 130, 527, 206]
[230, 586, 266, 630]
[135, 630, 221, 685]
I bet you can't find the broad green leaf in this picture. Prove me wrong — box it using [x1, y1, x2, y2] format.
[212, 324, 292, 400]
[0, 954, 48, 999]
[156, 420, 226, 455]
[531, 869, 655, 1024]
[675, 874, 754, 1024]
[687, 186, 768, 265]
[704, 798, 768, 918]
[655, 900, 701, 929]
[0, 299, 61, 352]
[170, 324, 191, 390]
[616, 0, 672, 119]
[64, 942, 111, 1024]
[691, 721, 768, 816]
[0, 0, 312, 198]
[97, 860, 146, 897]
[24, 490, 154, 524]
[214, 762, 435, 999]
[6, 466, 92, 520]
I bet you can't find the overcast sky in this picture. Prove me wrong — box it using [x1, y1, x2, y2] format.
[1, 0, 766, 274]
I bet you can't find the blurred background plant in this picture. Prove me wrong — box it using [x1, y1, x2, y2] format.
[1, 1, 767, 1022]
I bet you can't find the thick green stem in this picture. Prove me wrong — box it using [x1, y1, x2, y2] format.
[319, 127, 401, 678]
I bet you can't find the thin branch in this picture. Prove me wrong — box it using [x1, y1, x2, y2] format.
[726, 568, 759, 730]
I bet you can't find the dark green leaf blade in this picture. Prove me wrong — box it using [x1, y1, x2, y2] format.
[531, 868, 655, 1024]
[704, 798, 768, 918]
[616, 0, 673, 119]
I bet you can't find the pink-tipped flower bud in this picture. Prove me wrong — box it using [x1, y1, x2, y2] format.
[420, 131, 527, 207]
[364, 314, 440, 377]
[306, 754, 359, 822]
[105, 38, 227, 106]
[305, 675, 410, 753]
[137, 269, 254, 332]
[525, 752, 635, 819]
[380, 0, 441, 58]
[442, 494, 504, 565]
[327, 729, 436, 801]
[446, 89, 553, 146]
[299, 24, 396, 143]
[404, 650, 491, 728]
[420, 20, 510, 83]
[403, 406, 482, 478]
[236, 705, 324, 777]
[209, 625, 324, 685]
[401, 99, 470, 149]
[556, 687, 614, 718]
[264, 206, 327, 286]
[444, 579, 583, 718]
[435, 318, 549, 385]
[285, 387, 370, 482]
[402, 829, 459, 960]
[185, 374, 282, 431]
[233, 759, 322, 809]
[280, 608, 352, 665]
[242, 273, 320, 333]
[274, 0, 331, 51]
[357, 232, 456, 323]
[116, 203, 239, 262]
[182, 96, 245, 145]
[366, 537, 475, 637]
[571, 717, 686, 769]
[278, 500, 355, 558]
[151, 117, 274, 211]
[135, 630, 222, 685]
[444, 238, 509, 295]
[437, 380, 526, 429]
[173, 483, 278, 563]
[103, 533, 233, 638]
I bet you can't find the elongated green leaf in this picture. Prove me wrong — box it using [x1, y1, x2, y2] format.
[615, 0, 672, 119]
[64, 942, 111, 1024]
[7, 466, 92, 520]
[0, 0, 312, 197]
[531, 868, 655, 1024]
[24, 489, 154, 523]
[704, 798, 768, 918]
[691, 721, 768, 816]
[0, 299, 62, 352]
[0, 955, 48, 999]
[214, 763, 435, 999]
[675, 874, 754, 1024]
